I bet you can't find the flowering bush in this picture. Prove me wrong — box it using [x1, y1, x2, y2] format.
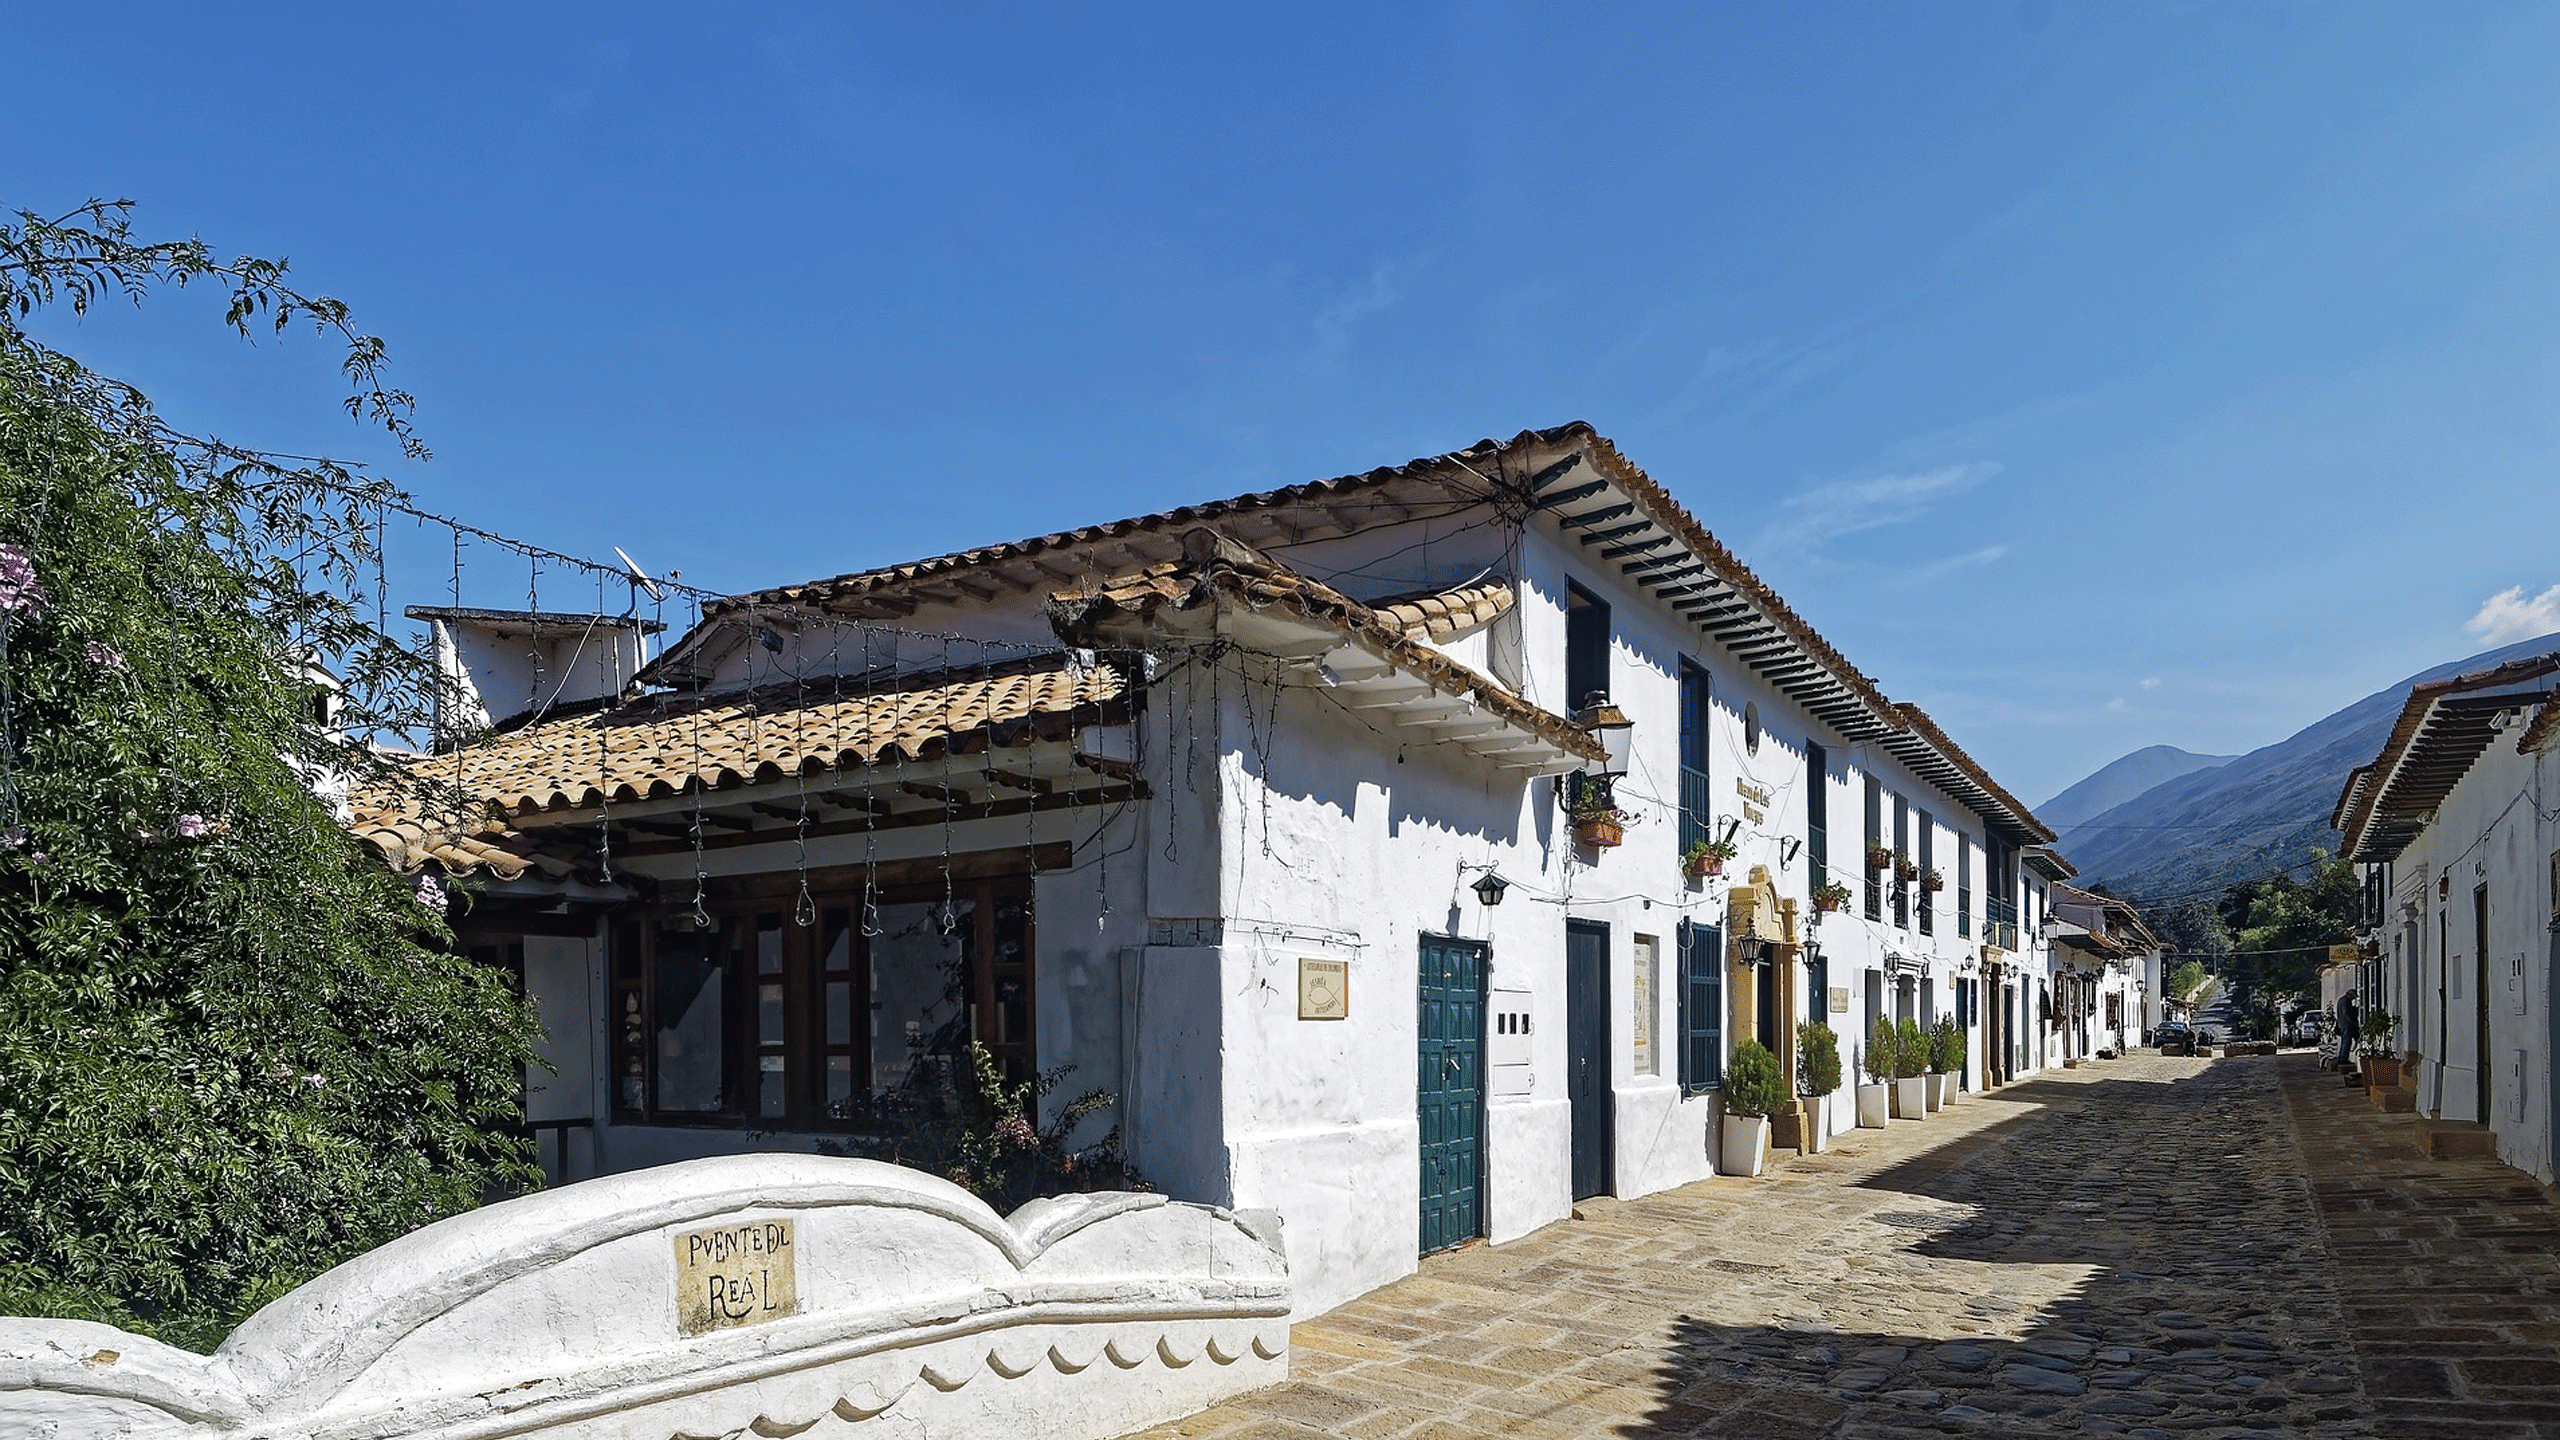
[829, 1042, 1142, 1214]
[0, 202, 537, 1350]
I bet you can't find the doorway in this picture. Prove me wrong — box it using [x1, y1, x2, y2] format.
[1417, 934, 1487, 1255]
[1565, 920, 1613, 1201]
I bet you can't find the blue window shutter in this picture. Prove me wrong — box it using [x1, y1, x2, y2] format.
[1679, 921, 1724, 1094]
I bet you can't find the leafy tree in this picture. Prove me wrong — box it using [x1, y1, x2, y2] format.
[2217, 849, 2356, 1006]
[0, 201, 540, 1347]
[2145, 896, 2231, 976]
[2168, 959, 2209, 1000]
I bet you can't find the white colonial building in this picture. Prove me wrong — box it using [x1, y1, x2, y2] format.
[358, 423, 2057, 1317]
[2334, 649, 2560, 1181]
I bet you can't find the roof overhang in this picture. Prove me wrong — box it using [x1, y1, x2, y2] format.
[2338, 654, 2560, 863]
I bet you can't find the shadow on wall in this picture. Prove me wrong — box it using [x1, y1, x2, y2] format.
[1594, 1072, 2367, 1438]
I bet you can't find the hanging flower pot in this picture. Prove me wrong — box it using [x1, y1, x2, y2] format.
[1813, 879, 1851, 913]
[1893, 854, 1919, 884]
[1865, 841, 1894, 873]
[1682, 838, 1735, 880]
[1921, 869, 1945, 893]
[1574, 814, 1625, 848]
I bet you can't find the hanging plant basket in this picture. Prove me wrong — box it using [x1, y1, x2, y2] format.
[1921, 869, 1945, 893]
[1813, 881, 1851, 913]
[1685, 853, 1724, 880]
[1575, 815, 1625, 848]
[1893, 855, 1919, 883]
[1865, 842, 1894, 873]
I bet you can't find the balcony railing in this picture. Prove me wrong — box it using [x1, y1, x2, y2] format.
[1985, 896, 2019, 951]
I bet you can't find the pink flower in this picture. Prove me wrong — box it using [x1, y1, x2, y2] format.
[414, 871, 447, 910]
[84, 641, 126, 671]
[996, 1113, 1037, 1148]
[175, 813, 211, 840]
[0, 543, 40, 617]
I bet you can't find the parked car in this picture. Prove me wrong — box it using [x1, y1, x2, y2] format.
[2156, 1020, 2200, 1057]
[2285, 1013, 2327, 1048]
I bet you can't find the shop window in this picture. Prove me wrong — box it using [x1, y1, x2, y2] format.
[610, 873, 1035, 1129]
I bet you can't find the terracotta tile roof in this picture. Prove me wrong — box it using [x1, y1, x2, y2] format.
[1887, 704, 2057, 846]
[2335, 650, 2560, 862]
[2519, 693, 2560, 756]
[1046, 530, 1603, 766]
[347, 654, 1127, 878]
[665, 421, 2035, 840]
[1370, 581, 1514, 642]
[350, 802, 570, 882]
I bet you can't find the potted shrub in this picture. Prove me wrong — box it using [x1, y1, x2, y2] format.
[1933, 1017, 1968, 1104]
[1569, 794, 1626, 848]
[1718, 1039, 1785, 1177]
[1812, 877, 1851, 914]
[2359, 1008, 2400, 1089]
[1865, 841, 1893, 874]
[1924, 1017, 1961, 1110]
[1858, 1016, 1895, 1129]
[1891, 1016, 1929, 1119]
[1682, 836, 1736, 881]
[1797, 1019, 1843, 1153]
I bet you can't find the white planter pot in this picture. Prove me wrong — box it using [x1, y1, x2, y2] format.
[1891, 1076, 1927, 1119]
[1718, 1112, 1770, 1177]
[1856, 1084, 1891, 1129]
[1924, 1073, 1947, 1112]
[1805, 1100, 1831, 1153]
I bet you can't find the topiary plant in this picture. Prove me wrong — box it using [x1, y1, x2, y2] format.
[1864, 1016, 1898, 1085]
[1895, 1016, 1929, 1079]
[1723, 1039, 1787, 1118]
[1928, 1017, 1962, 1075]
[1797, 1020, 1843, 1098]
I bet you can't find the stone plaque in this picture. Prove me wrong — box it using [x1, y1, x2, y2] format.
[674, 1220, 799, 1337]
[1297, 958, 1349, 1020]
[1828, 987, 1849, 1014]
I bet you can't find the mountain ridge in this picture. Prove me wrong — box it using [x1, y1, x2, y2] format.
[2051, 631, 2560, 901]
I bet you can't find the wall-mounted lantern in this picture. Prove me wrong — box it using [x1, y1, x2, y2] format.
[1471, 871, 1511, 907]
[1577, 701, 1634, 779]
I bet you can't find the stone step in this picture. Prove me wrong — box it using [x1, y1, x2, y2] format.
[2369, 1084, 2416, 1114]
[2415, 1115, 2497, 1160]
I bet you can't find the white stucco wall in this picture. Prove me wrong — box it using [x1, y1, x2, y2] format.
[2383, 740, 2557, 1182]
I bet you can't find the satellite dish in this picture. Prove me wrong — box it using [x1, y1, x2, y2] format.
[613, 546, 666, 602]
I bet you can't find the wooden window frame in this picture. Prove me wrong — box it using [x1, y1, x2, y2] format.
[607, 849, 1060, 1131]
[1677, 919, 1724, 1096]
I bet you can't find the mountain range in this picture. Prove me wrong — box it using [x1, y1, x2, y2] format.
[2039, 632, 2560, 902]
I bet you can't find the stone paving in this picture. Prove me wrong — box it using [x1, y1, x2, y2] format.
[1121, 1050, 2560, 1439]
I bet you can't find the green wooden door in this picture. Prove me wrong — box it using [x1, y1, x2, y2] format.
[1418, 934, 1487, 1255]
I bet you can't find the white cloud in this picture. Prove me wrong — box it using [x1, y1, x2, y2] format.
[2138, 676, 2161, 690]
[1903, 544, 2009, 584]
[1755, 461, 2002, 562]
[2105, 696, 2127, 712]
[2464, 584, 2560, 646]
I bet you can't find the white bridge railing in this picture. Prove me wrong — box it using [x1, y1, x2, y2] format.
[2, 1155, 1288, 1440]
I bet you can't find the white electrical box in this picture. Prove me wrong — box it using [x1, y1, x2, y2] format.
[1490, 985, 1533, 1098]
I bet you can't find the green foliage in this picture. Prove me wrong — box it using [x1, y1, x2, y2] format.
[844, 1043, 1141, 1213]
[1928, 1017, 1963, 1075]
[2219, 849, 2357, 1004]
[0, 201, 538, 1346]
[2168, 959, 2209, 1000]
[1894, 1016, 1929, 1079]
[1795, 1020, 1843, 1098]
[2357, 1008, 2397, 1059]
[1862, 1016, 1897, 1085]
[1721, 1039, 1785, 1118]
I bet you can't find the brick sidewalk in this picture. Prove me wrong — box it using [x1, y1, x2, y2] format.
[2281, 1056, 2560, 1438]
[1124, 1053, 2416, 1440]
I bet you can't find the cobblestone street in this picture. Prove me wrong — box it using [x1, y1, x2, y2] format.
[1127, 1053, 2560, 1440]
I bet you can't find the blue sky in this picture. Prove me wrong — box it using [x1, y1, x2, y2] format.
[14, 3, 2560, 805]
